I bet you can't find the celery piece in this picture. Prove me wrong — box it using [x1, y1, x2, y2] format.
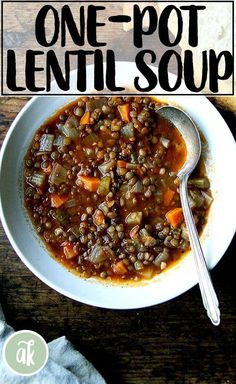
[121, 122, 134, 138]
[97, 176, 111, 196]
[50, 163, 67, 185]
[39, 134, 54, 152]
[69, 225, 81, 238]
[98, 160, 116, 175]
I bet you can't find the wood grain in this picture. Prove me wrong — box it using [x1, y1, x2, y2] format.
[0, 97, 235, 384]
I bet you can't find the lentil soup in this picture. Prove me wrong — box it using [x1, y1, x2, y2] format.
[24, 96, 212, 281]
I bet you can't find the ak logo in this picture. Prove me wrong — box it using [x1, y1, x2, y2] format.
[3, 330, 48, 376]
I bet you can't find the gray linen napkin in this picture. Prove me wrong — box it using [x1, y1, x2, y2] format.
[0, 304, 106, 384]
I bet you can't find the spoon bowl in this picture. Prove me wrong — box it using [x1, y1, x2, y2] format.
[158, 106, 201, 178]
[158, 105, 221, 326]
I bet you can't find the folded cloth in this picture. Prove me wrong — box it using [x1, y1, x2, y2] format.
[0, 304, 106, 384]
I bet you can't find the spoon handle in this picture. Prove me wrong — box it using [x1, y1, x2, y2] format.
[179, 175, 220, 326]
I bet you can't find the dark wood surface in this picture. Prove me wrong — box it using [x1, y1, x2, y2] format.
[0, 97, 235, 384]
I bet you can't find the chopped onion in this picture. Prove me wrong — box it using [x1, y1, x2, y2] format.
[125, 212, 143, 225]
[53, 136, 64, 147]
[121, 122, 134, 138]
[188, 193, 197, 209]
[130, 225, 140, 240]
[188, 177, 210, 189]
[137, 266, 155, 279]
[160, 137, 170, 148]
[160, 262, 167, 270]
[84, 148, 95, 158]
[52, 209, 68, 224]
[98, 176, 111, 196]
[129, 180, 143, 193]
[201, 191, 213, 207]
[62, 116, 80, 139]
[86, 97, 108, 112]
[189, 190, 205, 208]
[88, 245, 114, 264]
[134, 260, 143, 270]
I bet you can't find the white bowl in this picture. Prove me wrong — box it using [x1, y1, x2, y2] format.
[0, 63, 236, 309]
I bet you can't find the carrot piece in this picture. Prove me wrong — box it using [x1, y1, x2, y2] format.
[117, 160, 127, 168]
[118, 104, 131, 122]
[43, 164, 52, 175]
[78, 175, 100, 192]
[80, 111, 90, 125]
[93, 209, 105, 226]
[166, 208, 184, 228]
[63, 242, 78, 259]
[51, 194, 67, 208]
[163, 188, 175, 206]
[113, 260, 128, 275]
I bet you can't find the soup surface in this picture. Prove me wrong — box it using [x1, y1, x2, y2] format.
[24, 97, 212, 281]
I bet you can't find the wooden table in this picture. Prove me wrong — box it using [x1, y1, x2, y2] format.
[0, 97, 235, 384]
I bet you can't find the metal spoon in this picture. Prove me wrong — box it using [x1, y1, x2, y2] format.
[158, 106, 220, 326]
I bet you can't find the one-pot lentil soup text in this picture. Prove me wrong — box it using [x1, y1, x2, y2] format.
[24, 97, 212, 281]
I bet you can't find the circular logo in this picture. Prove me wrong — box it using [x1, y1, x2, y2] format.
[3, 330, 48, 376]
